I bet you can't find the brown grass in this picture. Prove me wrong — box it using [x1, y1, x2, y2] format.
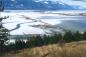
[5, 41, 86, 57]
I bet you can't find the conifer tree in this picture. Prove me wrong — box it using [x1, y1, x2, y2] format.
[73, 31, 82, 41]
[82, 31, 86, 40]
[63, 31, 73, 42]
[0, 0, 9, 54]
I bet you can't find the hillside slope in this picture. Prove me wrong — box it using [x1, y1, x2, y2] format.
[5, 41, 86, 57]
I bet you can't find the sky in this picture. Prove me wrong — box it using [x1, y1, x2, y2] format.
[35, 0, 86, 8]
[9, 0, 86, 8]
[51, 0, 86, 7]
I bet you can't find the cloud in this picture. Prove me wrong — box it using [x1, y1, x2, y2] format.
[11, 0, 16, 2]
[53, 0, 86, 8]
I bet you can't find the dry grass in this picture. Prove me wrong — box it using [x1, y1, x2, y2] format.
[5, 41, 86, 57]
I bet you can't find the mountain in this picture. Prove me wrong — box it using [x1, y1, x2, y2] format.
[3, 0, 85, 10]
[2, 10, 86, 35]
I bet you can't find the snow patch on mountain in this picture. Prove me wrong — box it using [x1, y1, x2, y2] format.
[1, 10, 86, 35]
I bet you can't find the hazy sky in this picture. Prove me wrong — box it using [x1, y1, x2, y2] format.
[52, 0, 86, 7]
[4, 0, 86, 9]
[10, 0, 86, 6]
[9, 0, 86, 7]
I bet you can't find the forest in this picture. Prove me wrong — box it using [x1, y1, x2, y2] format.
[0, 27, 86, 56]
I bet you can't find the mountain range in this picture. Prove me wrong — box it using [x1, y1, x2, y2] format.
[3, 0, 86, 10]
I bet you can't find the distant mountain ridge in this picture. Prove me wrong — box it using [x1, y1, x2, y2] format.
[4, 0, 86, 10]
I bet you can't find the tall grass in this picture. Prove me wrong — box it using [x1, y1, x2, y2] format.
[5, 41, 86, 57]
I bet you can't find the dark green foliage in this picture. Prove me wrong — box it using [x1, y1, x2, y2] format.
[82, 31, 86, 40]
[0, 26, 9, 45]
[2, 30, 86, 56]
[43, 35, 50, 45]
[34, 35, 44, 46]
[26, 35, 44, 47]
[15, 40, 26, 50]
[63, 31, 74, 42]
[0, 1, 9, 55]
[73, 31, 82, 41]
[0, 21, 9, 55]
[53, 33, 62, 43]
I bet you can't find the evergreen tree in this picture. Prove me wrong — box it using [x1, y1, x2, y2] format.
[0, 26, 9, 46]
[43, 35, 50, 45]
[0, 1, 9, 45]
[0, 0, 9, 54]
[63, 31, 73, 42]
[34, 35, 44, 46]
[82, 31, 86, 40]
[53, 33, 62, 43]
[49, 35, 55, 44]
[73, 31, 82, 41]
[15, 40, 26, 50]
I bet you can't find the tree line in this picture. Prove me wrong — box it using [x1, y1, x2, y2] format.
[1, 30, 86, 55]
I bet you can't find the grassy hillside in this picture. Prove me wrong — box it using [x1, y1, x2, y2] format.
[5, 41, 86, 57]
